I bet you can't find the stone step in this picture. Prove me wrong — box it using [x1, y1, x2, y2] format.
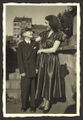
[6, 79, 21, 89]
[7, 89, 21, 99]
[9, 72, 21, 80]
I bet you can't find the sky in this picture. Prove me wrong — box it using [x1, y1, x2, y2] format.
[5, 5, 68, 36]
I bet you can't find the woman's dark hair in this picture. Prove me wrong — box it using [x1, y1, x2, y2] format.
[45, 15, 61, 32]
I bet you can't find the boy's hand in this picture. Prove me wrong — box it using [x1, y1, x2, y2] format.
[35, 36, 41, 42]
[21, 73, 26, 77]
[36, 69, 38, 74]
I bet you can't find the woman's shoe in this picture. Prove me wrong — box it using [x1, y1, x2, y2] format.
[43, 106, 51, 113]
[43, 102, 51, 113]
[39, 99, 46, 110]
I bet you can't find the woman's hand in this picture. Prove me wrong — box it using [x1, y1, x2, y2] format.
[37, 49, 44, 54]
[36, 69, 38, 74]
[21, 73, 26, 77]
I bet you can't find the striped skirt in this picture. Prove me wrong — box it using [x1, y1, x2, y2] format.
[35, 53, 65, 101]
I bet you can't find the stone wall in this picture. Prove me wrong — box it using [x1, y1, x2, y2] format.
[58, 15, 77, 105]
[6, 69, 21, 99]
[59, 52, 76, 105]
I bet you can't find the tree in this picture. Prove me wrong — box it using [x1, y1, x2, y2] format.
[58, 6, 77, 38]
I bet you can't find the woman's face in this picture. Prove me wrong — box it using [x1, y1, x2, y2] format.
[45, 20, 51, 31]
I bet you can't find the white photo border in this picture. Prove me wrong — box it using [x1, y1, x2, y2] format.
[3, 2, 81, 118]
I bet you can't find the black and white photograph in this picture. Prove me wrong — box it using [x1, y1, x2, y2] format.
[3, 3, 80, 117]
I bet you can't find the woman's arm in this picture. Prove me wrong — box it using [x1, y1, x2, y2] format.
[38, 40, 61, 54]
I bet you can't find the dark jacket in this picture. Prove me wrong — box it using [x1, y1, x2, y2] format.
[17, 40, 39, 77]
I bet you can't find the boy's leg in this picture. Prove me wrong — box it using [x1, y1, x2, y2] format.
[21, 76, 30, 109]
[30, 77, 36, 108]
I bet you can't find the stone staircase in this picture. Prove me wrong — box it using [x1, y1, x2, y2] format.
[6, 69, 21, 99]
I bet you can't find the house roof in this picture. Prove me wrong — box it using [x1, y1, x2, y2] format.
[13, 17, 32, 22]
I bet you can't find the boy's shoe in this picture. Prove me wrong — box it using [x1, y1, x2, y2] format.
[39, 105, 44, 110]
[21, 104, 30, 112]
[30, 107, 36, 113]
[21, 108, 27, 112]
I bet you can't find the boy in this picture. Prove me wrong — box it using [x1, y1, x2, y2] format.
[17, 28, 38, 112]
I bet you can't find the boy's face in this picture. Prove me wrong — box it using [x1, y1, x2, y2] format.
[23, 30, 33, 39]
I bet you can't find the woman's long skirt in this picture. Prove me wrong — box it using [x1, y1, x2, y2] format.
[35, 53, 65, 101]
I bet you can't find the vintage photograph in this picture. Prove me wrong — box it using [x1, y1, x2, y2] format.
[3, 3, 80, 117]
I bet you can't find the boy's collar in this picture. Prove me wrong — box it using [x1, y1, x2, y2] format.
[24, 39, 31, 44]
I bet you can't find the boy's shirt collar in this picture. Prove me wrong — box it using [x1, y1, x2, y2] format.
[24, 39, 31, 44]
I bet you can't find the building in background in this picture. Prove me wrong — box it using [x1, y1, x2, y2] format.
[13, 16, 47, 44]
[13, 16, 32, 42]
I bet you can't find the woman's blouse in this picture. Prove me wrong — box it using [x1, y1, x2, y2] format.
[40, 30, 65, 49]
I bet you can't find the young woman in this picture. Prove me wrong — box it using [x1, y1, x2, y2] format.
[35, 15, 66, 113]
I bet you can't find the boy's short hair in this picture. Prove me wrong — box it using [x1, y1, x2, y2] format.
[21, 27, 32, 37]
